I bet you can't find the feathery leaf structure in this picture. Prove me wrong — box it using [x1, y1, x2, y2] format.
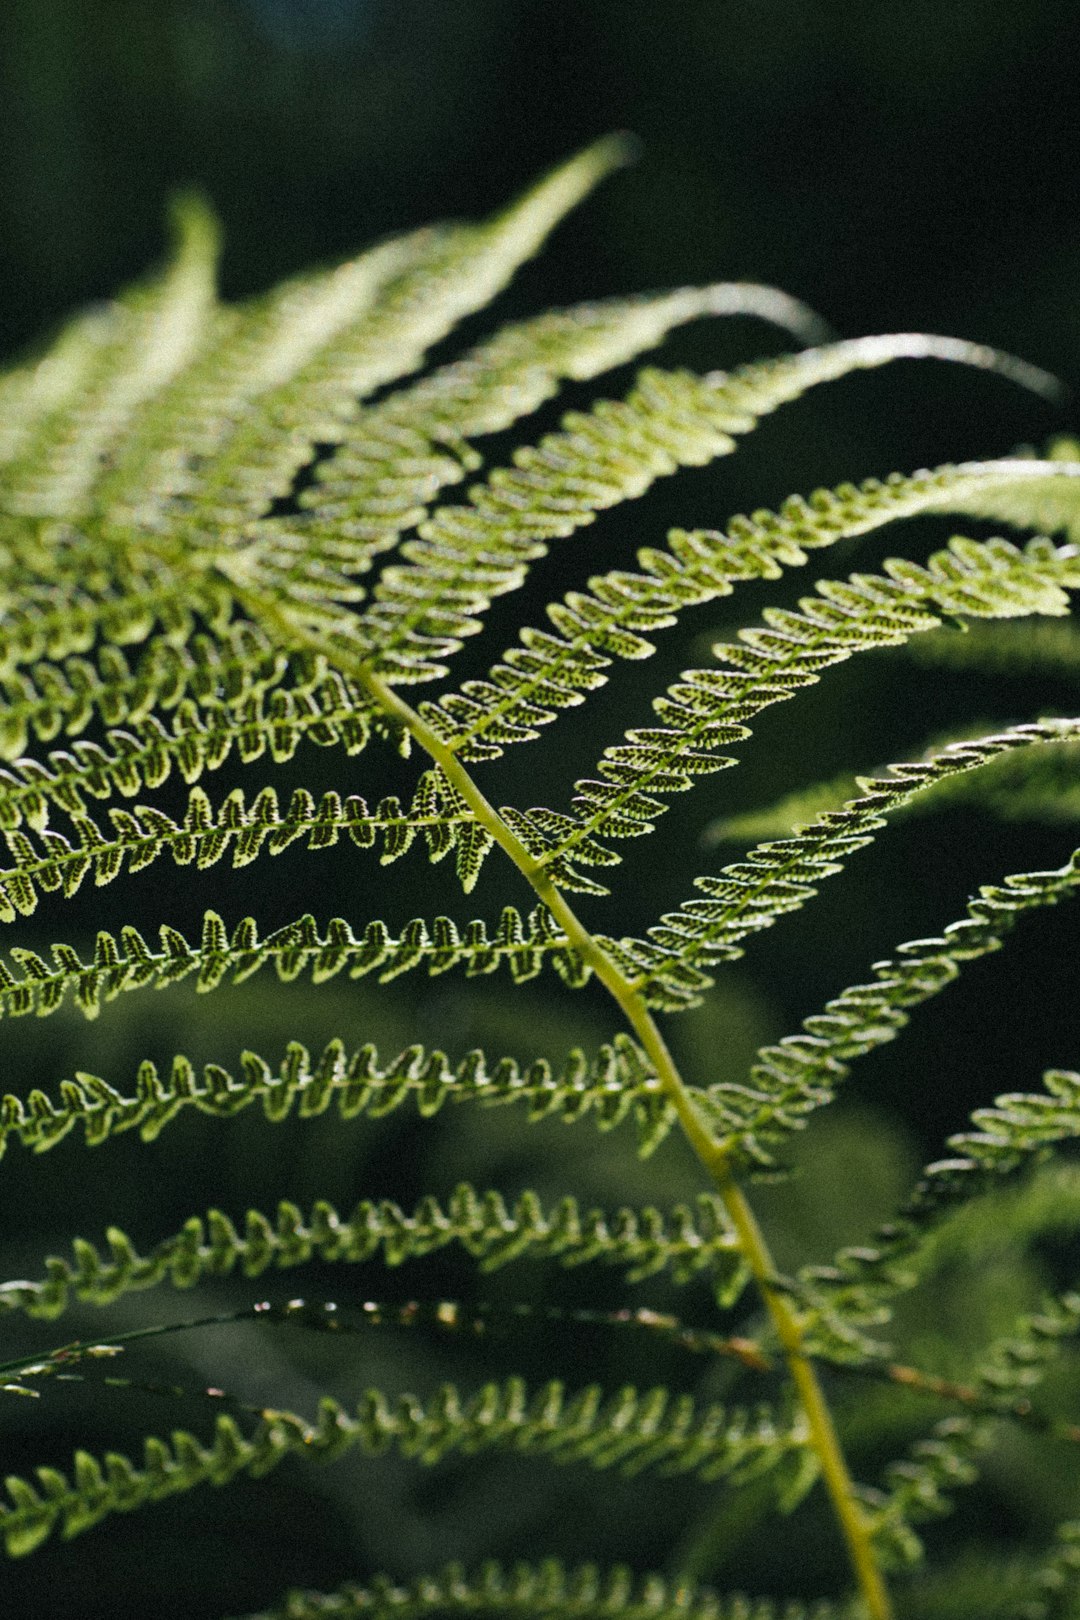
[0, 1379, 811, 1558]
[0, 641, 383, 859]
[2, 146, 1080, 1619]
[188, 278, 830, 645]
[0, 560, 234, 678]
[805, 1067, 1080, 1312]
[427, 458, 1080, 767]
[0, 766, 505, 917]
[0, 1184, 739, 1321]
[297, 280, 829, 549]
[0, 1033, 671, 1159]
[230, 1558, 849, 1620]
[609, 715, 1080, 1012]
[0, 624, 283, 761]
[532, 530, 1080, 905]
[346, 358, 1067, 687]
[691, 842, 1080, 1158]
[0, 905, 590, 1022]
[87, 138, 636, 536]
[0, 195, 220, 524]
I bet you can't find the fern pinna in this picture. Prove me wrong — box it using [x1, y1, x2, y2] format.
[0, 136, 1079, 1620]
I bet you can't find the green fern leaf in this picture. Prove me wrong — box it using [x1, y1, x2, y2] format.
[4, 143, 1080, 1619]
[702, 847, 1080, 1156]
[0, 1033, 674, 1159]
[536, 533, 1080, 901]
[0, 1380, 811, 1557]
[0, 904, 595, 1021]
[326, 350, 1061, 685]
[427, 457, 1080, 765]
[0, 194, 219, 525]
[618, 717, 1080, 1007]
[0, 1185, 740, 1319]
[94, 139, 633, 536]
[297, 280, 829, 559]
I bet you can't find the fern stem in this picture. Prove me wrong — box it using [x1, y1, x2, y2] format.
[229, 599, 890, 1614]
[710, 1170, 893, 1620]
[351, 663, 894, 1620]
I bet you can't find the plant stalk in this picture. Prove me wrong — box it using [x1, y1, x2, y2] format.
[350, 664, 894, 1620]
[231, 597, 893, 1620]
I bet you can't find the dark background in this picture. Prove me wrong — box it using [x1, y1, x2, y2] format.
[1, 4, 1079, 1617]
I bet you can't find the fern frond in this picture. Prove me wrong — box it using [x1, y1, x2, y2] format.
[0, 906, 587, 1022]
[0, 763, 511, 915]
[0, 195, 219, 524]
[0, 1033, 672, 1159]
[0, 1381, 811, 1557]
[870, 1291, 1080, 1567]
[0, 618, 296, 764]
[427, 458, 1080, 765]
[99, 140, 632, 536]
[805, 1067, 1080, 1312]
[534, 533, 1080, 901]
[230, 1557, 850, 1620]
[224, 274, 827, 654]
[0, 563, 233, 677]
[0, 670, 380, 848]
[331, 348, 1063, 685]
[615, 717, 1080, 1005]
[688, 844, 1080, 1151]
[298, 280, 829, 555]
[709, 729, 1080, 844]
[0, 1185, 740, 1320]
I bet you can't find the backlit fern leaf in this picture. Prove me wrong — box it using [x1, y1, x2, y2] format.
[534, 534, 1080, 899]
[97, 139, 636, 536]
[425, 459, 1080, 765]
[1, 145, 1079, 1620]
[0, 195, 219, 526]
[615, 718, 1080, 1007]
[0, 1033, 671, 1158]
[0, 767, 503, 916]
[0, 654, 378, 837]
[331, 350, 1063, 685]
[690, 845, 1080, 1156]
[0, 562, 234, 675]
[297, 281, 828, 555]
[0, 905, 586, 1021]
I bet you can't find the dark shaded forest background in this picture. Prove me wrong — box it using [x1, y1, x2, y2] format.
[1, 4, 1080, 1617]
